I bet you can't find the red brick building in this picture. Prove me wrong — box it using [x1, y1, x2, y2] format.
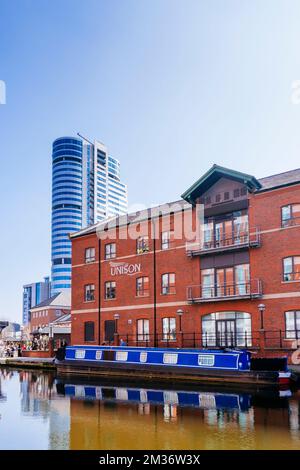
[30, 291, 71, 334]
[70, 165, 300, 359]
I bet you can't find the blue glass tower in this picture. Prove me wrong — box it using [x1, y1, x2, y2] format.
[51, 137, 83, 294]
[51, 136, 128, 295]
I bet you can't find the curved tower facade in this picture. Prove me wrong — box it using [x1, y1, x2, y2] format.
[51, 137, 83, 294]
[51, 136, 128, 295]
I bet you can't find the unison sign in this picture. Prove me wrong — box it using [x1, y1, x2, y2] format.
[110, 261, 141, 276]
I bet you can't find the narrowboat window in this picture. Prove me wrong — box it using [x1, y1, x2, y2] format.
[140, 390, 148, 402]
[95, 350, 102, 360]
[199, 393, 216, 409]
[116, 389, 128, 401]
[75, 349, 85, 359]
[84, 321, 95, 342]
[198, 354, 215, 367]
[116, 351, 128, 361]
[140, 351, 148, 362]
[162, 317, 176, 340]
[75, 385, 86, 397]
[163, 391, 179, 404]
[105, 243, 116, 260]
[163, 353, 178, 364]
[285, 311, 300, 339]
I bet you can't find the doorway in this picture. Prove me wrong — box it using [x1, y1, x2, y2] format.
[104, 320, 116, 343]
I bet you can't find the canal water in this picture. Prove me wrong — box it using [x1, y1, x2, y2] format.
[0, 368, 300, 450]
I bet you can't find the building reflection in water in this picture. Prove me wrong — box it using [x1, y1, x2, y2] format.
[0, 369, 300, 450]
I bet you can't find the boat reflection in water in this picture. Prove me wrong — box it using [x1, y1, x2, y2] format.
[0, 369, 300, 450]
[56, 379, 299, 450]
[59, 381, 253, 414]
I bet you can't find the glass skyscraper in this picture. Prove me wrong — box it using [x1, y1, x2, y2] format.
[22, 277, 51, 325]
[51, 136, 128, 294]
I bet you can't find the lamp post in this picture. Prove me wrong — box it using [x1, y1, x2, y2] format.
[114, 314, 120, 333]
[176, 309, 184, 332]
[258, 303, 265, 330]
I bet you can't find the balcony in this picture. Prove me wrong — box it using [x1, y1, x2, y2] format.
[186, 228, 260, 257]
[187, 279, 263, 303]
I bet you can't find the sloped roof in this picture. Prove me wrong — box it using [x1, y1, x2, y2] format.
[181, 164, 262, 204]
[258, 168, 300, 191]
[30, 290, 71, 311]
[70, 199, 191, 239]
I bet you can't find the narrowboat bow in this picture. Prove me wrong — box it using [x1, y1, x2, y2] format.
[56, 345, 293, 387]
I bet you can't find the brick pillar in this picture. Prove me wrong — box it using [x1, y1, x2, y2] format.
[49, 339, 55, 358]
[114, 333, 119, 346]
[258, 329, 266, 357]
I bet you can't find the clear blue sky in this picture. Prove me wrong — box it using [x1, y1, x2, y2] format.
[1, 0, 300, 322]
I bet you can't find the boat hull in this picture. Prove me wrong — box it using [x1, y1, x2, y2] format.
[57, 358, 287, 388]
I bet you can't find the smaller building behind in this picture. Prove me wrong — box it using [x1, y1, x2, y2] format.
[29, 290, 71, 334]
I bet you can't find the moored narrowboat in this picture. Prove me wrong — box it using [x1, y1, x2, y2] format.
[56, 345, 293, 388]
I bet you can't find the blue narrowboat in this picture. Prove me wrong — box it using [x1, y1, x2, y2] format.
[56, 345, 292, 387]
[60, 382, 252, 412]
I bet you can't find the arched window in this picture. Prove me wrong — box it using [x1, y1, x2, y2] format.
[202, 312, 252, 348]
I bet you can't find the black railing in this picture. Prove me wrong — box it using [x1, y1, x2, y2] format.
[112, 330, 300, 350]
[187, 279, 262, 302]
[186, 228, 260, 256]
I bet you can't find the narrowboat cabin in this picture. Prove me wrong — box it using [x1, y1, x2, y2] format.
[56, 345, 292, 387]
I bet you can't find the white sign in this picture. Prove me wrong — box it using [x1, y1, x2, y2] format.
[110, 261, 141, 276]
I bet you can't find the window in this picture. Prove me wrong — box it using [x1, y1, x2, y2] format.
[202, 312, 252, 347]
[161, 231, 174, 250]
[136, 277, 149, 297]
[105, 281, 116, 299]
[137, 236, 149, 254]
[84, 321, 95, 342]
[285, 311, 300, 339]
[105, 243, 116, 260]
[137, 319, 150, 341]
[283, 256, 300, 281]
[161, 273, 176, 295]
[162, 317, 176, 340]
[201, 264, 250, 298]
[85, 247, 95, 263]
[84, 284, 95, 302]
[282, 204, 300, 227]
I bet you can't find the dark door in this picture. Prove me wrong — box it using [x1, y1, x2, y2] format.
[104, 320, 116, 343]
[216, 320, 236, 347]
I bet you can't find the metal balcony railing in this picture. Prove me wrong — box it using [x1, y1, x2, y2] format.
[186, 228, 260, 257]
[187, 279, 263, 303]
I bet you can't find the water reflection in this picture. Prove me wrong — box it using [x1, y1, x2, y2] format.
[0, 368, 300, 450]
